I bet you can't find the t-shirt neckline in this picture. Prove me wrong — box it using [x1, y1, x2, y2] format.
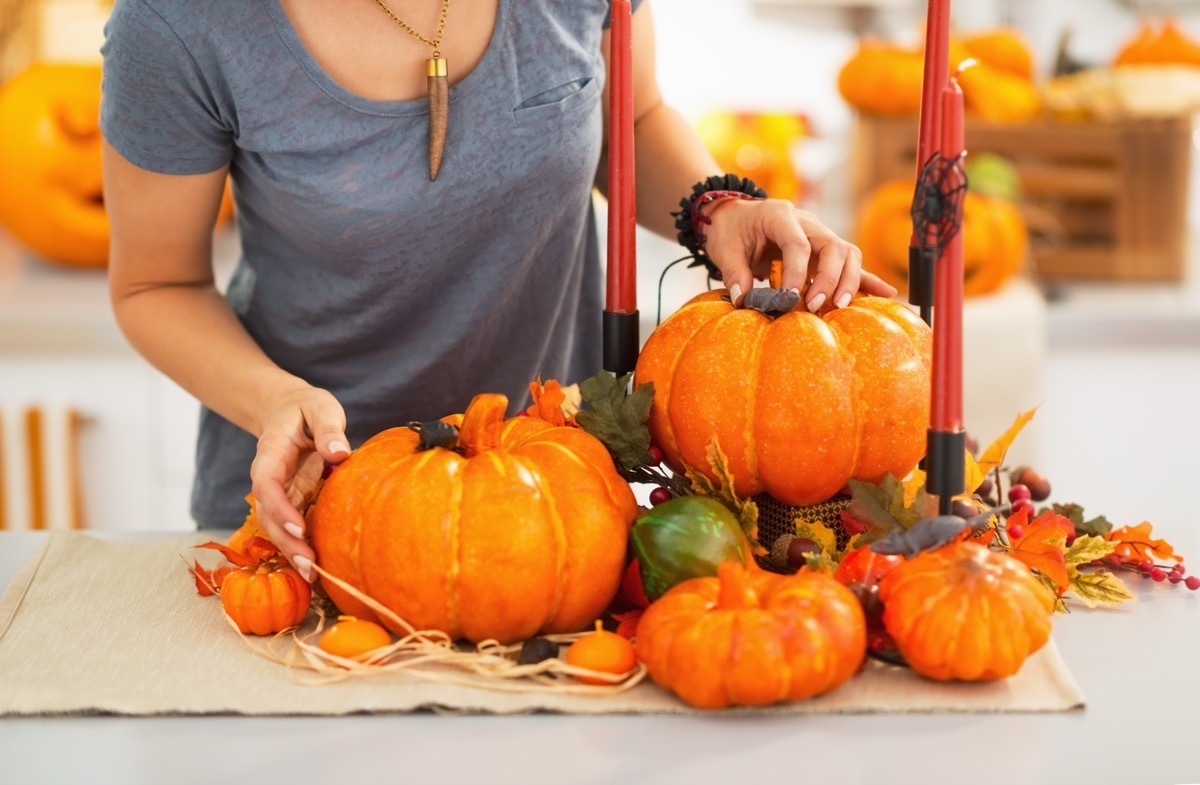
[260, 0, 512, 117]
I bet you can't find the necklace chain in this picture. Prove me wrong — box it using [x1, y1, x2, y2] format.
[370, 0, 450, 58]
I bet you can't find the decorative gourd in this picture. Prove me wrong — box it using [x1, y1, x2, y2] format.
[319, 616, 393, 661]
[308, 393, 638, 645]
[957, 59, 1041, 123]
[631, 496, 752, 602]
[219, 562, 312, 636]
[634, 292, 931, 507]
[565, 621, 638, 684]
[837, 40, 924, 116]
[962, 28, 1035, 79]
[856, 178, 1026, 298]
[878, 541, 1053, 681]
[0, 62, 233, 269]
[635, 562, 866, 708]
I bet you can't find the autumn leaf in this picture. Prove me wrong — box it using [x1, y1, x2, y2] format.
[525, 377, 581, 427]
[1053, 503, 1114, 538]
[1034, 572, 1068, 614]
[1067, 569, 1135, 608]
[1007, 509, 1074, 594]
[794, 518, 842, 558]
[1106, 521, 1181, 563]
[1063, 534, 1116, 567]
[976, 405, 1040, 477]
[575, 372, 654, 471]
[846, 474, 937, 546]
[902, 469, 925, 506]
[684, 439, 762, 550]
[962, 450, 986, 497]
[612, 610, 643, 641]
[803, 551, 837, 574]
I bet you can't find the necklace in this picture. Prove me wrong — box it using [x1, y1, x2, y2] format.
[371, 0, 451, 181]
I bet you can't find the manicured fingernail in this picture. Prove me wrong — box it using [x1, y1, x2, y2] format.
[806, 292, 826, 313]
[836, 292, 852, 309]
[729, 283, 742, 305]
[328, 440, 349, 456]
[788, 287, 800, 296]
[293, 555, 314, 583]
[284, 521, 305, 539]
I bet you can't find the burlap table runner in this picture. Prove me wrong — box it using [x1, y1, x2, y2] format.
[0, 532, 1086, 716]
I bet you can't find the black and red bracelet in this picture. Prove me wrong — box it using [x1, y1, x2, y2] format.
[672, 174, 767, 280]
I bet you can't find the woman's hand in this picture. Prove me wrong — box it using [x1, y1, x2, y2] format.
[701, 198, 897, 310]
[250, 383, 351, 582]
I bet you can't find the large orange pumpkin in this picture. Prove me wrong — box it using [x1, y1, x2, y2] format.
[879, 541, 1053, 681]
[308, 393, 638, 645]
[856, 178, 1027, 298]
[634, 292, 931, 507]
[635, 561, 866, 709]
[0, 62, 233, 269]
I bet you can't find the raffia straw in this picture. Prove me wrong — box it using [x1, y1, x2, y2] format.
[198, 556, 646, 696]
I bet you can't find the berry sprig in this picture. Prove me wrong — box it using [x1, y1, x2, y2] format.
[1101, 555, 1199, 590]
[621, 445, 692, 504]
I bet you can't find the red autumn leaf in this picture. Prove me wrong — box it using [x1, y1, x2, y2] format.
[612, 609, 644, 641]
[525, 377, 580, 427]
[242, 535, 281, 564]
[193, 540, 260, 568]
[1107, 521, 1182, 563]
[1008, 509, 1074, 594]
[839, 509, 871, 536]
[190, 562, 233, 596]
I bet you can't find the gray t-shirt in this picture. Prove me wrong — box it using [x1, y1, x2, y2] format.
[101, 0, 638, 527]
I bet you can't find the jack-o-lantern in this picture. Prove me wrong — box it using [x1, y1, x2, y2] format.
[856, 178, 1027, 298]
[0, 62, 233, 269]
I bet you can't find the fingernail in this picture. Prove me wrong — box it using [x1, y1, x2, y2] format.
[284, 521, 305, 539]
[293, 555, 314, 583]
[836, 292, 852, 309]
[328, 440, 350, 456]
[788, 287, 800, 296]
[729, 283, 742, 305]
[806, 292, 826, 313]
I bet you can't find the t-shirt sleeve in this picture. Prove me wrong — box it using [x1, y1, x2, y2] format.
[99, 0, 233, 175]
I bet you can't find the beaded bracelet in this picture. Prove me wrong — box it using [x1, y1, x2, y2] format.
[673, 174, 767, 279]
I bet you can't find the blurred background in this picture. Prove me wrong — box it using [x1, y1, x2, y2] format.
[0, 0, 1197, 546]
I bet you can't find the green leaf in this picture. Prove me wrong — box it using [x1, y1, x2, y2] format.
[1063, 535, 1116, 567]
[1052, 503, 1114, 538]
[846, 474, 936, 546]
[1067, 568, 1135, 608]
[574, 372, 654, 471]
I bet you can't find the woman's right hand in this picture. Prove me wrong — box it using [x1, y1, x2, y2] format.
[250, 383, 351, 582]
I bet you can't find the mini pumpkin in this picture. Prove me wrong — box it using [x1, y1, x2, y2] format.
[837, 41, 924, 116]
[636, 561, 866, 709]
[879, 541, 1054, 681]
[308, 393, 638, 645]
[634, 292, 931, 507]
[856, 178, 1027, 298]
[962, 28, 1035, 80]
[219, 562, 312, 636]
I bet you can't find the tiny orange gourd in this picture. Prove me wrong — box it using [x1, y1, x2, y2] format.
[565, 621, 638, 685]
[219, 563, 312, 636]
[635, 562, 866, 709]
[879, 541, 1054, 681]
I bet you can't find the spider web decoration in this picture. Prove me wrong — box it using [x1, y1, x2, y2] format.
[911, 151, 968, 262]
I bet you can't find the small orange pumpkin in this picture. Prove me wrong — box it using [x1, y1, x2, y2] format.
[635, 292, 930, 507]
[1114, 18, 1200, 66]
[636, 561, 866, 708]
[219, 562, 312, 636]
[837, 40, 925, 116]
[879, 541, 1053, 681]
[962, 28, 1036, 79]
[956, 59, 1041, 123]
[856, 178, 1026, 298]
[308, 393, 638, 645]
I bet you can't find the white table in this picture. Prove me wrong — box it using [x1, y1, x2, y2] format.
[1, 530, 1198, 785]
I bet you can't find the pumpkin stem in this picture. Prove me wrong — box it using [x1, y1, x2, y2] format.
[716, 561, 759, 610]
[458, 393, 509, 457]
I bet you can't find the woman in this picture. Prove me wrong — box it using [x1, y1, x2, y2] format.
[101, 0, 893, 579]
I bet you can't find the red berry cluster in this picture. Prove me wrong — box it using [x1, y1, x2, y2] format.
[644, 446, 676, 506]
[1104, 555, 1200, 590]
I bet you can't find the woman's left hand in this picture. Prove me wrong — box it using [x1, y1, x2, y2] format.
[700, 197, 897, 311]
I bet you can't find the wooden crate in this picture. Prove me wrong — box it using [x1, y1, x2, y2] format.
[852, 114, 1193, 281]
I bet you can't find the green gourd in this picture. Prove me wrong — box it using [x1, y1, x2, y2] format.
[631, 496, 752, 602]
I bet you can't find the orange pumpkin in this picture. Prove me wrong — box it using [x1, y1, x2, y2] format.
[219, 562, 312, 636]
[956, 59, 1041, 123]
[1114, 18, 1200, 66]
[636, 561, 866, 708]
[879, 541, 1053, 681]
[634, 292, 930, 507]
[856, 178, 1026, 298]
[962, 28, 1035, 79]
[837, 40, 925, 116]
[0, 62, 233, 269]
[308, 393, 638, 645]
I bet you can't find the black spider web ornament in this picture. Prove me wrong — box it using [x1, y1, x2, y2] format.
[911, 151, 968, 263]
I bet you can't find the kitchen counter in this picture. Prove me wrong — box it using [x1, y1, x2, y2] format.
[1, 529, 1198, 785]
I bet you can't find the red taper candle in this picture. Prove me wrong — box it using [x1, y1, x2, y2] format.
[930, 79, 965, 432]
[606, 0, 636, 314]
[915, 0, 951, 187]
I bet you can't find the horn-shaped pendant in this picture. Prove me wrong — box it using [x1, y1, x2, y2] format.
[427, 57, 448, 181]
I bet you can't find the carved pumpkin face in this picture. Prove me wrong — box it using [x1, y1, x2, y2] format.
[0, 63, 107, 268]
